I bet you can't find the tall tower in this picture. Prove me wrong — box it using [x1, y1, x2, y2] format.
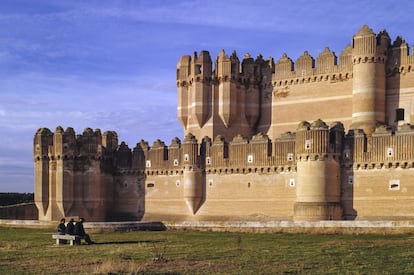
[177, 50, 273, 142]
[34, 128, 53, 220]
[176, 51, 212, 131]
[294, 120, 343, 221]
[350, 25, 389, 134]
[34, 127, 118, 221]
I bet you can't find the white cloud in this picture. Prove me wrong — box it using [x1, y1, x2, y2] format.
[1, 0, 414, 193]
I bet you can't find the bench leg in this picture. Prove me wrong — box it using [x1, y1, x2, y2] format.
[56, 239, 60, 245]
[69, 239, 74, 246]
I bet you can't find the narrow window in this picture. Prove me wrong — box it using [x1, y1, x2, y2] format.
[247, 154, 253, 163]
[305, 139, 312, 150]
[387, 148, 394, 157]
[343, 149, 351, 159]
[146, 160, 151, 168]
[389, 180, 400, 190]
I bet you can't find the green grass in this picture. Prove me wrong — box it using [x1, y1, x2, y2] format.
[0, 227, 414, 274]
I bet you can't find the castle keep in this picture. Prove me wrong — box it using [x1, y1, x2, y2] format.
[34, 25, 414, 222]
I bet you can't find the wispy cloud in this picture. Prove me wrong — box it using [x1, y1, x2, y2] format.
[0, 0, 414, 192]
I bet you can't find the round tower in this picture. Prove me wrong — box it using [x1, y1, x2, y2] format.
[350, 25, 389, 134]
[182, 133, 205, 215]
[294, 120, 343, 221]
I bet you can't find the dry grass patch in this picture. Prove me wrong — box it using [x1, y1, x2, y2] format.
[1, 227, 414, 274]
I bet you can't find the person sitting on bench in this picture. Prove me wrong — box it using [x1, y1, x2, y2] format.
[74, 218, 94, 244]
[57, 218, 67, 244]
[66, 218, 75, 235]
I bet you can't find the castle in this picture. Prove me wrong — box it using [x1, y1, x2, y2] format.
[34, 25, 414, 222]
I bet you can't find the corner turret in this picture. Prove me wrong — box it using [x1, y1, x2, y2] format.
[34, 128, 53, 219]
[182, 133, 205, 214]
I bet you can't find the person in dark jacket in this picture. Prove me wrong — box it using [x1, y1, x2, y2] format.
[74, 218, 94, 244]
[57, 218, 67, 244]
[57, 218, 66, 234]
[66, 218, 75, 235]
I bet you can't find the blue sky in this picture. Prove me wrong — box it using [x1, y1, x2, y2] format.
[1, 0, 414, 192]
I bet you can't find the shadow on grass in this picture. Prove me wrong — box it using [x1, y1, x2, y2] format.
[94, 240, 165, 245]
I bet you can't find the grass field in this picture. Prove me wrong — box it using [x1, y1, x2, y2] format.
[1, 227, 414, 274]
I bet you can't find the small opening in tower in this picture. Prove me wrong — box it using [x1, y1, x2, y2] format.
[389, 180, 400, 191]
[195, 65, 202, 74]
[396, 108, 404, 121]
[247, 154, 253, 163]
[305, 139, 312, 150]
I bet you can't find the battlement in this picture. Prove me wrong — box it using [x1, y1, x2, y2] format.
[177, 26, 414, 90]
[34, 127, 118, 167]
[108, 120, 414, 175]
[176, 50, 274, 86]
[345, 123, 414, 169]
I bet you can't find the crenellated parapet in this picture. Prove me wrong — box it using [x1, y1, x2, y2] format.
[272, 45, 353, 87]
[141, 121, 350, 176]
[34, 128, 53, 161]
[346, 123, 414, 169]
[387, 35, 414, 75]
[141, 133, 297, 182]
[295, 119, 343, 162]
[141, 119, 414, 177]
[176, 49, 274, 139]
[202, 50, 275, 85]
[34, 127, 120, 163]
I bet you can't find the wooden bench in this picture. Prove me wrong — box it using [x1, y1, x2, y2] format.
[52, 234, 80, 245]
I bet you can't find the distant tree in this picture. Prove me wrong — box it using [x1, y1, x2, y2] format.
[0, 193, 34, 206]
